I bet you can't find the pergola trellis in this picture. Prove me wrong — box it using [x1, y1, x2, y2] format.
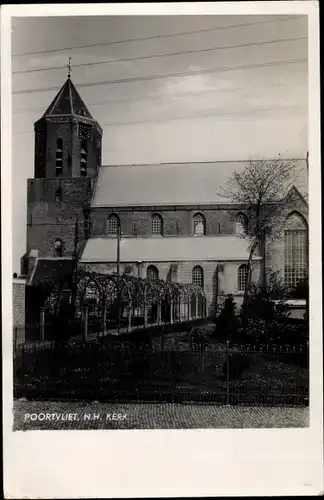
[43, 270, 206, 336]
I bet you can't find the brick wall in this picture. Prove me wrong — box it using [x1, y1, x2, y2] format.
[35, 118, 102, 179]
[13, 279, 26, 328]
[92, 207, 235, 237]
[27, 177, 93, 257]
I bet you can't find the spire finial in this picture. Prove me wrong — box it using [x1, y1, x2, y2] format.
[67, 57, 72, 78]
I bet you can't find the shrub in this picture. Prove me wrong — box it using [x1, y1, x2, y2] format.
[243, 273, 290, 322]
[214, 295, 240, 341]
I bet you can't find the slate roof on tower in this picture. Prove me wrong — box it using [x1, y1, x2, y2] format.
[43, 77, 94, 120]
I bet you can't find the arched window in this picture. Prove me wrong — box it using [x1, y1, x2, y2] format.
[107, 214, 120, 235]
[284, 212, 308, 288]
[55, 187, 62, 202]
[54, 239, 63, 257]
[236, 212, 248, 235]
[238, 264, 248, 292]
[192, 266, 204, 288]
[193, 213, 206, 235]
[152, 213, 163, 235]
[80, 140, 87, 177]
[147, 265, 159, 280]
[56, 138, 63, 177]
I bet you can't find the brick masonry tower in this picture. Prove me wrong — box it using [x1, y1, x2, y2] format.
[26, 71, 102, 259]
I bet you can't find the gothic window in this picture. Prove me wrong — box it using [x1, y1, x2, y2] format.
[80, 140, 87, 177]
[54, 239, 63, 257]
[236, 213, 248, 235]
[56, 138, 63, 177]
[107, 214, 120, 235]
[152, 213, 163, 235]
[55, 187, 62, 202]
[192, 266, 204, 288]
[238, 264, 248, 292]
[193, 213, 206, 235]
[147, 265, 159, 280]
[284, 212, 308, 288]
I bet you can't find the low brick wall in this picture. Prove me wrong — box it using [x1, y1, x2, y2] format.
[13, 279, 26, 343]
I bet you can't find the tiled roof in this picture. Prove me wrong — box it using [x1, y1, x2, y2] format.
[43, 78, 94, 119]
[80, 236, 261, 263]
[28, 258, 75, 286]
[91, 159, 307, 207]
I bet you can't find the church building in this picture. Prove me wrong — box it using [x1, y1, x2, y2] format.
[19, 74, 308, 325]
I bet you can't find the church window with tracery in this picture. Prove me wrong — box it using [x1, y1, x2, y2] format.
[193, 213, 206, 235]
[284, 212, 308, 288]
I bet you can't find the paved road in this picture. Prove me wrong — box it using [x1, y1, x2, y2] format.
[13, 400, 308, 430]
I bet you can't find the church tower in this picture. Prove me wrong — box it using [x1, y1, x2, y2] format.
[34, 71, 102, 179]
[26, 70, 102, 262]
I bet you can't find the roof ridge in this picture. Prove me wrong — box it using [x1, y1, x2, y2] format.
[100, 158, 307, 168]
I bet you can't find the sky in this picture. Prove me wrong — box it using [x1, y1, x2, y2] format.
[11, 14, 308, 272]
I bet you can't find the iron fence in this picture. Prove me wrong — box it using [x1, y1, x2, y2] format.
[14, 339, 308, 406]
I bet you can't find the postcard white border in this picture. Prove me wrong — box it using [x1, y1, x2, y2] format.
[2, 2, 323, 498]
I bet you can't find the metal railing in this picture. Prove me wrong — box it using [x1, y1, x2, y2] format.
[13, 339, 308, 406]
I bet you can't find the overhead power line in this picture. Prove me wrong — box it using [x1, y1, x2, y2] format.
[12, 58, 307, 95]
[12, 16, 304, 57]
[13, 36, 307, 75]
[14, 104, 305, 134]
[12, 81, 291, 114]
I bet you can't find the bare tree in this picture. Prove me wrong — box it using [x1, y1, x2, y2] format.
[218, 156, 298, 318]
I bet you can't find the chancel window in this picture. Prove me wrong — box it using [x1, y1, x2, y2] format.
[55, 138, 63, 177]
[284, 212, 308, 288]
[54, 239, 63, 257]
[238, 264, 248, 292]
[147, 265, 159, 280]
[152, 214, 163, 235]
[193, 213, 206, 235]
[107, 214, 120, 235]
[192, 266, 204, 288]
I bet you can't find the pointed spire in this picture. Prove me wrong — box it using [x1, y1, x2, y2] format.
[43, 77, 94, 119]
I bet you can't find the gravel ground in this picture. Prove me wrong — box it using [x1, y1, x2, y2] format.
[13, 400, 309, 430]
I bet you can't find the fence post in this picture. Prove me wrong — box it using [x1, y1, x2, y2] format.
[226, 339, 230, 405]
[170, 298, 173, 324]
[157, 300, 162, 325]
[84, 306, 89, 341]
[40, 307, 45, 341]
[195, 296, 199, 319]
